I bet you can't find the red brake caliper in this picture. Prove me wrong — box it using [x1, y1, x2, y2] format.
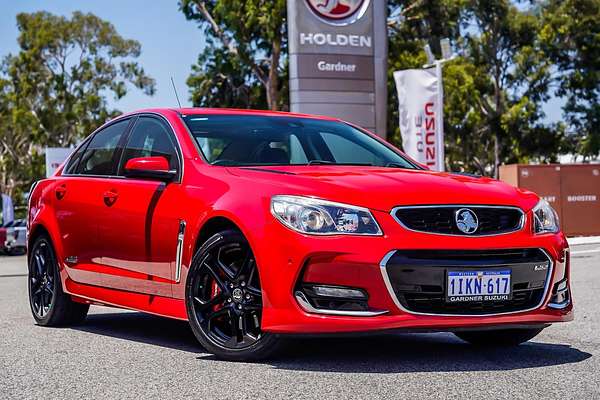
[211, 280, 221, 312]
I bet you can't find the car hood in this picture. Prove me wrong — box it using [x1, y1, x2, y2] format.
[225, 166, 539, 212]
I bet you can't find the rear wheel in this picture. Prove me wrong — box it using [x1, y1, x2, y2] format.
[28, 235, 89, 326]
[454, 327, 545, 346]
[185, 230, 282, 361]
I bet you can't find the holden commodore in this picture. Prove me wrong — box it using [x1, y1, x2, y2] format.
[27, 108, 572, 360]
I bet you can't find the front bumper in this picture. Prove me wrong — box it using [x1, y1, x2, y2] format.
[254, 208, 573, 334]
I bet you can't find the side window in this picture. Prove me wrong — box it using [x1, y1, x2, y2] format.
[63, 140, 88, 175]
[78, 119, 130, 176]
[319, 131, 383, 165]
[120, 117, 179, 172]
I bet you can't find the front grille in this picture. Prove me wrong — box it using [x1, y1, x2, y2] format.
[382, 249, 551, 315]
[393, 206, 524, 236]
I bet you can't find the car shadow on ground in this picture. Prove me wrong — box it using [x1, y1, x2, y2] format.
[73, 311, 201, 353]
[75, 311, 592, 373]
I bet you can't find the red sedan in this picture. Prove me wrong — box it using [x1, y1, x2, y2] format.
[27, 108, 572, 360]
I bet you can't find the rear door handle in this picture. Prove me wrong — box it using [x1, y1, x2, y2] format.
[103, 189, 119, 207]
[55, 184, 67, 200]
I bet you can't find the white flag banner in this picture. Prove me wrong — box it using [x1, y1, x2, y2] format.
[45, 147, 73, 178]
[393, 66, 445, 171]
[2, 194, 14, 225]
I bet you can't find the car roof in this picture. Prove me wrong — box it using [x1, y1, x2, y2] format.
[122, 107, 342, 122]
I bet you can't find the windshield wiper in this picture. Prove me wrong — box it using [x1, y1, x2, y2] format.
[307, 160, 373, 166]
[307, 160, 334, 165]
[211, 159, 243, 166]
[385, 162, 409, 169]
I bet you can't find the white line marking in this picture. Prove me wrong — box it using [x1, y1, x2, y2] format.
[571, 248, 600, 255]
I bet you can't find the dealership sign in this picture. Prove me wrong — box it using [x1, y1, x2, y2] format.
[299, 33, 372, 47]
[287, 0, 388, 137]
[394, 67, 445, 171]
[305, 0, 368, 21]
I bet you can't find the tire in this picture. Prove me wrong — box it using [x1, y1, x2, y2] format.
[454, 327, 545, 347]
[28, 234, 89, 326]
[185, 229, 283, 361]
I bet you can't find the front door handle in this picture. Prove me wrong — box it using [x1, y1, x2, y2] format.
[55, 184, 67, 200]
[103, 189, 119, 207]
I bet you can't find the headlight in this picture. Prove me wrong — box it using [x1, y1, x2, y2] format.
[271, 195, 382, 235]
[533, 199, 560, 234]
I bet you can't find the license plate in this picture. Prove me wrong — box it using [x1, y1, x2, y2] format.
[446, 270, 511, 303]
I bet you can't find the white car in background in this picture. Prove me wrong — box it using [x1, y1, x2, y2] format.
[4, 219, 26, 255]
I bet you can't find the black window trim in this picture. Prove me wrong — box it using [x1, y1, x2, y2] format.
[59, 112, 184, 182]
[61, 116, 134, 179]
[117, 113, 184, 183]
[61, 135, 93, 176]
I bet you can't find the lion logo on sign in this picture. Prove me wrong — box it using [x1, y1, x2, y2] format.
[306, 0, 366, 20]
[455, 208, 479, 234]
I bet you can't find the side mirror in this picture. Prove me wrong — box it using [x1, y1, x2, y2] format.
[124, 156, 177, 181]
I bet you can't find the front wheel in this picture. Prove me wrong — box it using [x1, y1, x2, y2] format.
[185, 230, 283, 361]
[454, 327, 545, 347]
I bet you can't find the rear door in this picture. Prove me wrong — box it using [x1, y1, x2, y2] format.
[54, 118, 132, 286]
[97, 115, 184, 297]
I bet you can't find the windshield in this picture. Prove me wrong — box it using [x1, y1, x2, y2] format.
[182, 114, 417, 169]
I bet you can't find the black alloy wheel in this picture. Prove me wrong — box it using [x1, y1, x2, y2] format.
[29, 240, 55, 319]
[186, 230, 282, 361]
[28, 235, 89, 326]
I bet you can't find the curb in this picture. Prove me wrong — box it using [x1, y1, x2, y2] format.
[567, 236, 600, 246]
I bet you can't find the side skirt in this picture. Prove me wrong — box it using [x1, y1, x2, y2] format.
[64, 278, 188, 321]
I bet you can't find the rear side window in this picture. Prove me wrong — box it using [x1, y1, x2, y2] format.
[120, 117, 179, 172]
[78, 119, 130, 176]
[63, 140, 89, 175]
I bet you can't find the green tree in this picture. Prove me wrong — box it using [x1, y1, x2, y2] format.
[0, 11, 155, 202]
[187, 46, 267, 109]
[180, 0, 287, 110]
[180, 1, 590, 175]
[387, 0, 468, 151]
[463, 0, 563, 176]
[388, 0, 567, 176]
[540, 0, 600, 159]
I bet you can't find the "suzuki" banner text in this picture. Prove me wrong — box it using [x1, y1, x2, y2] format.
[393, 67, 445, 171]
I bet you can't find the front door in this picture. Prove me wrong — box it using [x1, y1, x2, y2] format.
[97, 115, 183, 297]
[55, 118, 132, 287]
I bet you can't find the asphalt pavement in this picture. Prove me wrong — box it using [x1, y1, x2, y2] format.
[1, 244, 599, 399]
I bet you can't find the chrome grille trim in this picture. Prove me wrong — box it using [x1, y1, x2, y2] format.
[391, 205, 526, 237]
[379, 248, 555, 317]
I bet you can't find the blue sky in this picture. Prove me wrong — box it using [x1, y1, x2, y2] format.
[0, 0, 205, 111]
[0, 0, 564, 122]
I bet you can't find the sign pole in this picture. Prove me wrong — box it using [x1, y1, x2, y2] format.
[423, 54, 455, 171]
[435, 60, 446, 172]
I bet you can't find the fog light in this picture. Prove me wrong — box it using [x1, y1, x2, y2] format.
[312, 285, 367, 299]
[556, 279, 568, 292]
[548, 278, 570, 309]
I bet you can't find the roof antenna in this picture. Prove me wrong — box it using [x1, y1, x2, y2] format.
[170, 76, 182, 109]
